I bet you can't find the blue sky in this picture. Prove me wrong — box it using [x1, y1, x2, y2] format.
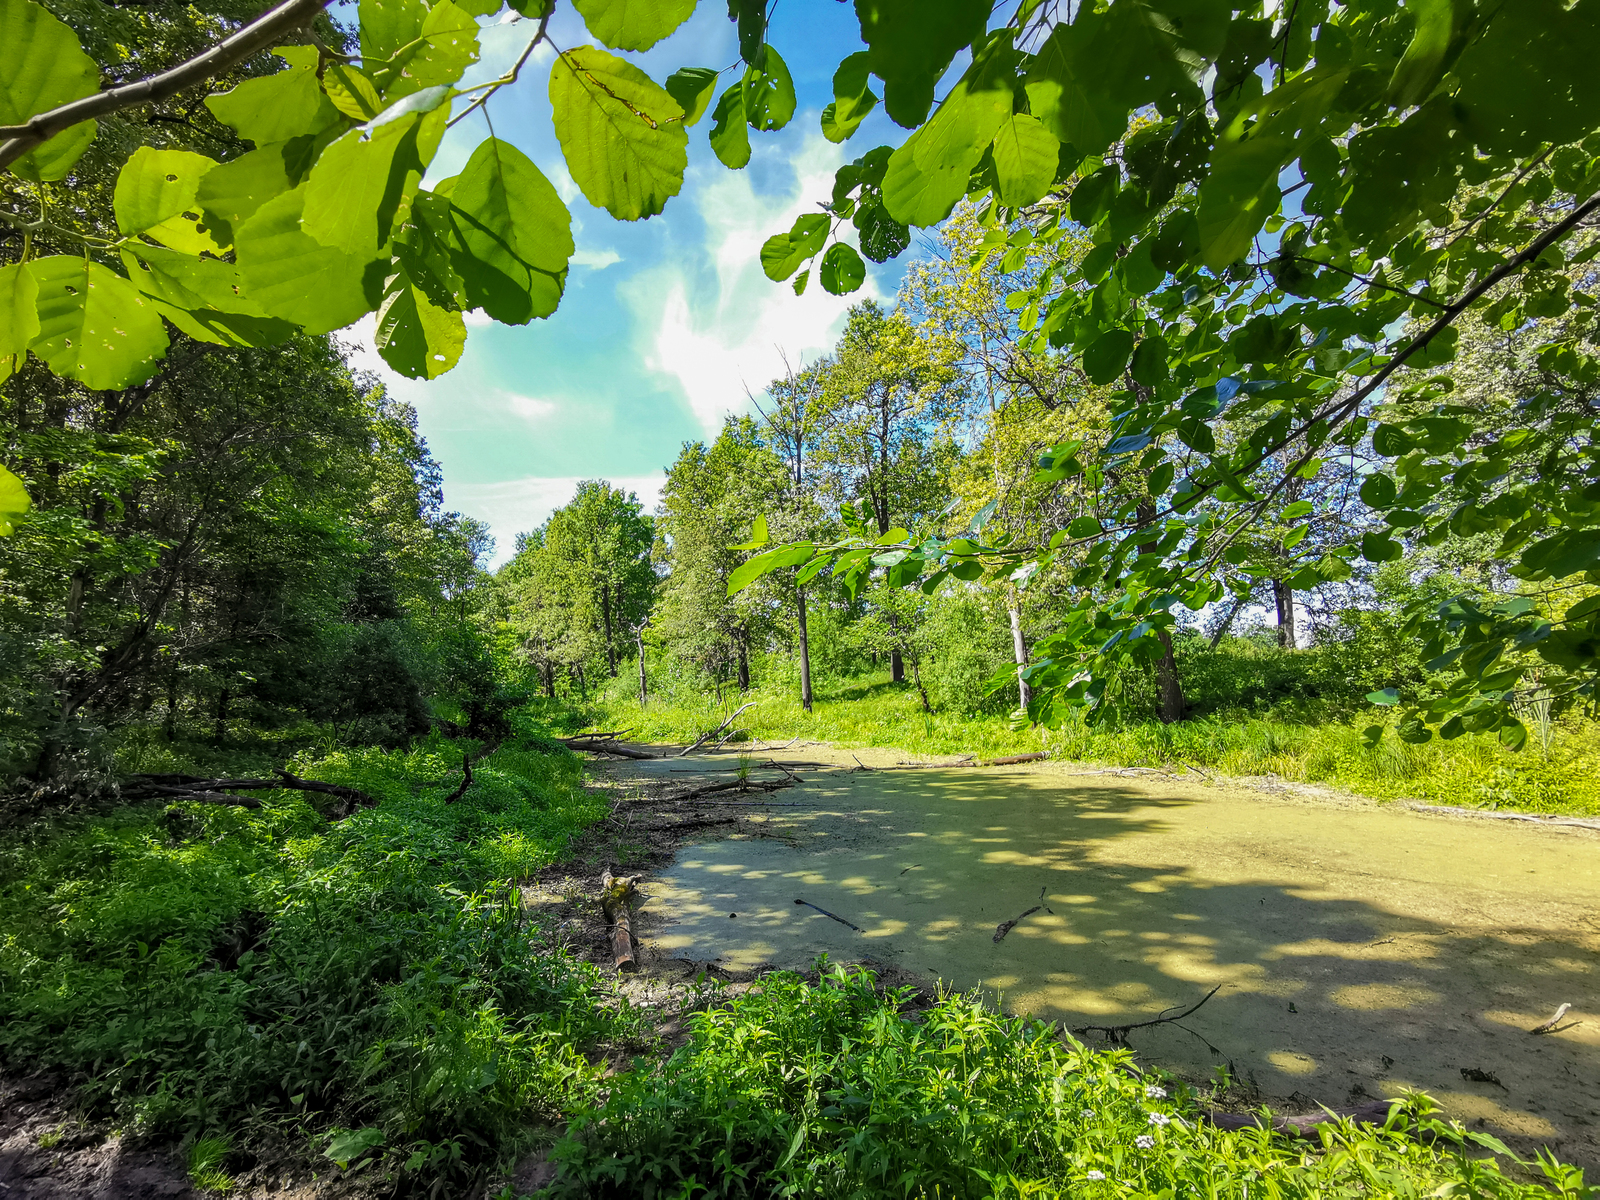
[346, 2, 917, 563]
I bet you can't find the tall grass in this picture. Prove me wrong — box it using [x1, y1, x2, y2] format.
[592, 672, 1600, 817]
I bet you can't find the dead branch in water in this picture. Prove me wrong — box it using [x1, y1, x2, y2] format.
[663, 778, 794, 803]
[987, 752, 1049, 766]
[794, 897, 861, 931]
[993, 906, 1042, 943]
[679, 702, 757, 757]
[1069, 986, 1222, 1045]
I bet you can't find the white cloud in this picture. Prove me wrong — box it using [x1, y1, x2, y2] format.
[504, 392, 558, 421]
[572, 246, 622, 269]
[452, 473, 667, 565]
[623, 128, 882, 438]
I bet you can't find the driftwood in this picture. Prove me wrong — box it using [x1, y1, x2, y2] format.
[663, 777, 793, 803]
[1530, 1002, 1578, 1034]
[124, 771, 380, 818]
[600, 869, 641, 972]
[678, 702, 757, 757]
[987, 752, 1049, 766]
[562, 729, 632, 743]
[566, 738, 659, 760]
[1069, 985, 1221, 1045]
[1202, 1098, 1402, 1139]
[794, 897, 861, 931]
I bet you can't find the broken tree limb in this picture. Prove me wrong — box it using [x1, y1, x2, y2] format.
[678, 702, 757, 757]
[987, 752, 1049, 766]
[569, 740, 658, 760]
[662, 778, 793, 803]
[562, 729, 632, 743]
[600, 870, 640, 973]
[794, 897, 861, 931]
[443, 753, 474, 804]
[1529, 1002, 1576, 1034]
[1070, 985, 1222, 1045]
[1202, 1098, 1402, 1139]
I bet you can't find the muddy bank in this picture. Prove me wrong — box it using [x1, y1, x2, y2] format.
[595, 744, 1600, 1171]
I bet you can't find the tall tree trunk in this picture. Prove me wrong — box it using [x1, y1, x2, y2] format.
[544, 662, 555, 698]
[601, 583, 617, 677]
[796, 585, 813, 713]
[575, 664, 587, 702]
[736, 627, 749, 691]
[1208, 592, 1249, 650]
[214, 687, 230, 747]
[1137, 503, 1186, 723]
[890, 646, 905, 683]
[1274, 577, 1297, 648]
[910, 648, 932, 714]
[165, 669, 179, 741]
[1008, 596, 1031, 712]
[636, 628, 648, 709]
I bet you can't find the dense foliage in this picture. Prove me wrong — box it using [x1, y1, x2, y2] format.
[551, 964, 1586, 1199]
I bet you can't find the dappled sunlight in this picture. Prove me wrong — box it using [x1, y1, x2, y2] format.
[638, 752, 1600, 1162]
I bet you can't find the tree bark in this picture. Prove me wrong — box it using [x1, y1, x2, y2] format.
[575, 664, 587, 702]
[890, 646, 905, 684]
[214, 686, 229, 747]
[636, 628, 648, 708]
[1208, 592, 1249, 650]
[601, 582, 617, 677]
[1274, 577, 1297, 648]
[736, 627, 750, 691]
[1008, 599, 1031, 712]
[1137, 503, 1185, 724]
[796, 586, 813, 712]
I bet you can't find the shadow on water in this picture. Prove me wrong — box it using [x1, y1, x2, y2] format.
[646, 763, 1600, 1167]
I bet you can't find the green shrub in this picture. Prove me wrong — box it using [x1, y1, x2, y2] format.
[549, 964, 1583, 1199]
[0, 725, 615, 1183]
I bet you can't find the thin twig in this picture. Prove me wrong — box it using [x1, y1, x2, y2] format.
[1070, 986, 1222, 1044]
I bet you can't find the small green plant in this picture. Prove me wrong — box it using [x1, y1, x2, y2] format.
[35, 1126, 62, 1150]
[187, 1133, 233, 1193]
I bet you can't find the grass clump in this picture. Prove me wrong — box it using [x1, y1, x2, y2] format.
[0, 727, 619, 1186]
[549, 964, 1589, 1200]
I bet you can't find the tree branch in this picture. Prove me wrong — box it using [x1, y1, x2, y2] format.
[0, 0, 333, 171]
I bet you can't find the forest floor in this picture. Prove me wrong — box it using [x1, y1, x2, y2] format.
[585, 740, 1600, 1174]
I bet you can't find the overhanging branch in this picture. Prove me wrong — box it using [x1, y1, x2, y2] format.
[0, 0, 334, 172]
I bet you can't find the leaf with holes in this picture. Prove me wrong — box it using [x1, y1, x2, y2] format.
[743, 45, 795, 132]
[550, 45, 687, 219]
[760, 213, 829, 281]
[27, 256, 169, 389]
[708, 84, 751, 168]
[375, 270, 466, 378]
[819, 242, 866, 295]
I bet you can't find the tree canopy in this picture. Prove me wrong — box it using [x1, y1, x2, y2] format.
[3, 0, 1599, 747]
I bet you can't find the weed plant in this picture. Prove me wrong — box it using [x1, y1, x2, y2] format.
[0, 727, 619, 1186]
[549, 964, 1589, 1200]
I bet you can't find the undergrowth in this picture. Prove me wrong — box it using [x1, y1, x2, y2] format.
[0, 721, 618, 1189]
[588, 673, 1600, 816]
[549, 963, 1590, 1199]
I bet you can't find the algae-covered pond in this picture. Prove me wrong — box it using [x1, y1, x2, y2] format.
[607, 747, 1600, 1170]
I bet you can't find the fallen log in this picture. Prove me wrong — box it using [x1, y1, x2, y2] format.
[601, 869, 640, 972]
[562, 729, 631, 743]
[987, 752, 1048, 766]
[678, 702, 756, 757]
[1202, 1098, 1402, 1139]
[567, 740, 658, 760]
[124, 771, 380, 817]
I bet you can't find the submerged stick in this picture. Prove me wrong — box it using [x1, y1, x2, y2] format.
[1070, 985, 1222, 1044]
[794, 897, 861, 932]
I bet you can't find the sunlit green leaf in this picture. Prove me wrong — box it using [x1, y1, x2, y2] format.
[665, 66, 718, 126]
[822, 52, 877, 143]
[708, 84, 751, 168]
[573, 0, 696, 52]
[27, 256, 169, 389]
[448, 137, 573, 324]
[206, 46, 341, 146]
[0, 0, 101, 180]
[235, 186, 383, 334]
[375, 269, 466, 378]
[820, 243, 866, 295]
[550, 45, 687, 219]
[0, 464, 29, 536]
[990, 113, 1058, 207]
[881, 72, 1011, 226]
